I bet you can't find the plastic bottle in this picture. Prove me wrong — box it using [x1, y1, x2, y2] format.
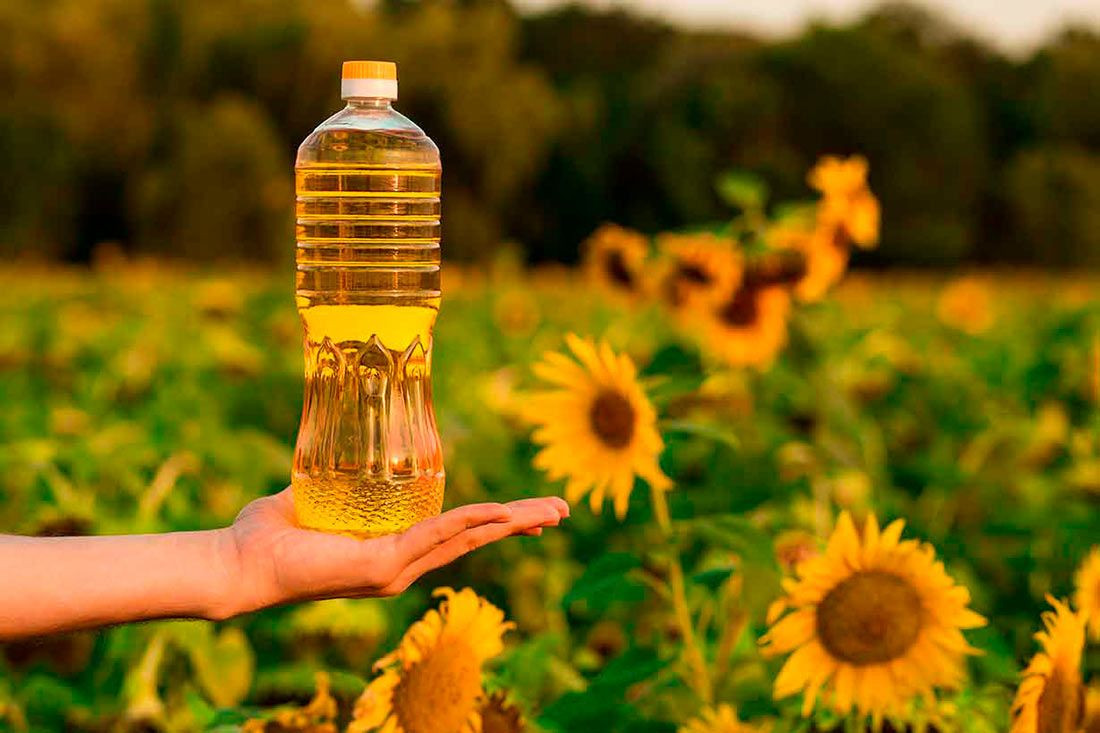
[292, 61, 443, 537]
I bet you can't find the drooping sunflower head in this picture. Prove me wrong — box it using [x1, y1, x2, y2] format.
[697, 284, 791, 370]
[348, 588, 513, 733]
[522, 334, 671, 518]
[679, 703, 767, 733]
[583, 224, 651, 301]
[656, 233, 743, 312]
[807, 155, 880, 249]
[766, 222, 848, 303]
[1075, 547, 1100, 640]
[1011, 597, 1086, 733]
[760, 512, 986, 723]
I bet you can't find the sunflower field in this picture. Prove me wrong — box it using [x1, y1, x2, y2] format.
[1, 158, 1099, 733]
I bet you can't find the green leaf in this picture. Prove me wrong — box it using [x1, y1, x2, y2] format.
[690, 565, 735, 591]
[641, 344, 704, 379]
[562, 552, 646, 612]
[590, 647, 665, 692]
[189, 627, 255, 709]
[716, 171, 768, 211]
[621, 720, 678, 733]
[184, 690, 216, 729]
[660, 419, 740, 450]
[537, 690, 626, 733]
[689, 515, 773, 563]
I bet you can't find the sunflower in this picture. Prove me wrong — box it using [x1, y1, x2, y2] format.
[583, 223, 651, 301]
[348, 588, 513, 733]
[807, 155, 880, 248]
[679, 704, 766, 733]
[760, 512, 986, 722]
[697, 284, 791, 369]
[936, 277, 995, 335]
[1010, 597, 1086, 733]
[767, 222, 849, 303]
[657, 232, 743, 312]
[521, 334, 671, 518]
[1074, 547, 1100, 641]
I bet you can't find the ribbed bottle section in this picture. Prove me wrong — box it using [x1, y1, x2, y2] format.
[294, 165, 441, 307]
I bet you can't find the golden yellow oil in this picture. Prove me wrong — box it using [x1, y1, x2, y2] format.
[291, 303, 444, 537]
[292, 149, 443, 536]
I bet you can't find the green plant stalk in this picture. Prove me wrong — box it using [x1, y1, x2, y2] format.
[650, 483, 713, 704]
[714, 571, 747, 683]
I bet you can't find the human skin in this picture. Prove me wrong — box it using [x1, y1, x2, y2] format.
[0, 488, 568, 640]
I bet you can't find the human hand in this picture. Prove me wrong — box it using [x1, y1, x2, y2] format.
[217, 488, 568, 617]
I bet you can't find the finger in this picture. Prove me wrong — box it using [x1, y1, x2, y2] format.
[502, 496, 570, 519]
[382, 501, 564, 594]
[394, 502, 513, 565]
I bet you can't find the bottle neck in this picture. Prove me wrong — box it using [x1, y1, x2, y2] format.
[345, 97, 394, 111]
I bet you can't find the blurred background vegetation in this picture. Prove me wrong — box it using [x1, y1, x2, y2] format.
[1, 0, 1099, 268]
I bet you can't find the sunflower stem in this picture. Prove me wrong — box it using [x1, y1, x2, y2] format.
[714, 570, 746, 682]
[650, 483, 713, 705]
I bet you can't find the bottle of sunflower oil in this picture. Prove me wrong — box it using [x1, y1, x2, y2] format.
[292, 61, 444, 537]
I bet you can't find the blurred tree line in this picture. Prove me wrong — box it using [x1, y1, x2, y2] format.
[0, 0, 1098, 267]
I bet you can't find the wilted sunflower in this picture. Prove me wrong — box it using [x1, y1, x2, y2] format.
[1074, 547, 1100, 640]
[807, 155, 880, 248]
[522, 334, 671, 518]
[583, 223, 651, 301]
[1010, 597, 1086, 733]
[348, 588, 512, 733]
[760, 512, 986, 722]
[767, 223, 848, 303]
[657, 232, 743, 312]
[679, 704, 766, 733]
[698, 284, 791, 369]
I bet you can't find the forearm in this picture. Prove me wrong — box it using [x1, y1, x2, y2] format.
[0, 528, 240, 640]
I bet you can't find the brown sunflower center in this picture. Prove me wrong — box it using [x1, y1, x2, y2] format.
[745, 251, 808, 287]
[677, 262, 713, 285]
[716, 287, 759, 328]
[391, 639, 482, 733]
[832, 223, 850, 250]
[603, 250, 636, 289]
[816, 570, 923, 665]
[1036, 666, 1084, 733]
[589, 389, 636, 449]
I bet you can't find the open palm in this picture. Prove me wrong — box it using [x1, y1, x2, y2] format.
[225, 488, 568, 613]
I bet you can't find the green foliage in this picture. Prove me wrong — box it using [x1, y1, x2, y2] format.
[0, 265, 1097, 730]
